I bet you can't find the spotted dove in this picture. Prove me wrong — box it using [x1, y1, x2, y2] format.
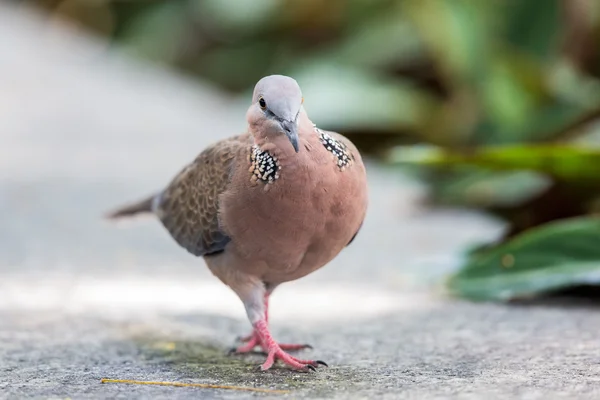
[106, 75, 368, 371]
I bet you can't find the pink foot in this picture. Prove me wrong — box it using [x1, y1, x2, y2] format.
[253, 320, 327, 372]
[259, 347, 327, 371]
[231, 331, 312, 354]
[278, 343, 313, 351]
[228, 293, 323, 370]
[231, 334, 262, 353]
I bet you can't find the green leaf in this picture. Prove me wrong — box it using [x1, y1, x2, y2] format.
[448, 217, 600, 301]
[388, 144, 600, 183]
[479, 53, 548, 140]
[330, 10, 424, 69]
[426, 169, 551, 208]
[502, 0, 561, 61]
[403, 0, 497, 83]
[118, 2, 189, 64]
[190, 0, 279, 36]
[289, 63, 437, 131]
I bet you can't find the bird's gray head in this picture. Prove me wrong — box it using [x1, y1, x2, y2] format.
[249, 75, 303, 152]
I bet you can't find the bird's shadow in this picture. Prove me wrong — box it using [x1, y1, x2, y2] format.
[119, 312, 353, 394]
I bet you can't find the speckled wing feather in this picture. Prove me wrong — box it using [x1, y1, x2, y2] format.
[155, 134, 252, 257]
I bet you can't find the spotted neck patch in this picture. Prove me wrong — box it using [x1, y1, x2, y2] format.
[250, 145, 280, 184]
[315, 125, 353, 170]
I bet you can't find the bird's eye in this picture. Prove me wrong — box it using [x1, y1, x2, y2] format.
[259, 97, 267, 109]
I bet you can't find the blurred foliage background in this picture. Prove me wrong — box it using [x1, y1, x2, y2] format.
[21, 0, 600, 301]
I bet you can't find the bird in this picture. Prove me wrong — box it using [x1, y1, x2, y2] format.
[106, 75, 368, 372]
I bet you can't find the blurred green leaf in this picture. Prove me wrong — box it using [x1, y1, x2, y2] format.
[328, 10, 424, 68]
[448, 217, 600, 301]
[480, 53, 548, 141]
[291, 63, 437, 131]
[404, 0, 496, 83]
[118, 1, 189, 64]
[550, 61, 600, 107]
[191, 0, 279, 37]
[502, 0, 561, 61]
[389, 144, 600, 183]
[424, 169, 551, 208]
[198, 42, 279, 90]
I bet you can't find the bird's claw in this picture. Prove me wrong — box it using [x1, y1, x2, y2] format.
[256, 359, 324, 373]
[259, 350, 328, 372]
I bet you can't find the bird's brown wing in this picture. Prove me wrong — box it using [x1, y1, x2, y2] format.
[156, 134, 252, 257]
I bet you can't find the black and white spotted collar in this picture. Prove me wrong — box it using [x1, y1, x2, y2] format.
[314, 124, 353, 170]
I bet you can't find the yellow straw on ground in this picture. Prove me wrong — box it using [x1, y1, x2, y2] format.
[100, 378, 290, 394]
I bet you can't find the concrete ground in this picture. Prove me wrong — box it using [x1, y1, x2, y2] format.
[2, 4, 600, 399]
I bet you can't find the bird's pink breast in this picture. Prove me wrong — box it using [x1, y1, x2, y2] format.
[219, 142, 367, 284]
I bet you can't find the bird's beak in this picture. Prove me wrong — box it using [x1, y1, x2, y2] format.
[280, 120, 299, 152]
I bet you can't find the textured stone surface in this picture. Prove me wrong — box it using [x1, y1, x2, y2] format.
[2, 4, 600, 399]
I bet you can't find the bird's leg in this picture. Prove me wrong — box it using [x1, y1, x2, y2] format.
[260, 292, 314, 352]
[253, 319, 327, 372]
[237, 292, 270, 344]
[233, 292, 269, 352]
[230, 283, 320, 371]
[232, 291, 312, 353]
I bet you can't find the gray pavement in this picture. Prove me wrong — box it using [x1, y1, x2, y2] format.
[2, 4, 600, 399]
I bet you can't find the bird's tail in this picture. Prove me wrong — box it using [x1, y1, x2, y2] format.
[105, 195, 156, 219]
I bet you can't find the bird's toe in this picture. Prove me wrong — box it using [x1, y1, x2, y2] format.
[278, 343, 313, 351]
